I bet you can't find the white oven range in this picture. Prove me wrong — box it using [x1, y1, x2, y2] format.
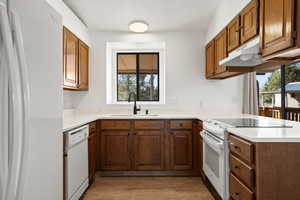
[201, 120, 230, 200]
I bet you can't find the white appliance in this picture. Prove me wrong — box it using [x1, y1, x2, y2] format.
[0, 0, 63, 200]
[64, 125, 89, 200]
[201, 120, 229, 200]
[219, 37, 264, 67]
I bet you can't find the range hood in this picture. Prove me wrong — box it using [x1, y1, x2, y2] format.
[219, 37, 264, 67]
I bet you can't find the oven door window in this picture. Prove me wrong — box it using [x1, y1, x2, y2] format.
[205, 142, 220, 178]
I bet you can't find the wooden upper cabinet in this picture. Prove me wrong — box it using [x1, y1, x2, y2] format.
[63, 27, 89, 90]
[241, 0, 259, 44]
[205, 40, 215, 78]
[214, 29, 227, 74]
[227, 16, 241, 52]
[260, 0, 295, 56]
[169, 130, 193, 170]
[63, 27, 78, 89]
[134, 131, 164, 170]
[78, 41, 89, 90]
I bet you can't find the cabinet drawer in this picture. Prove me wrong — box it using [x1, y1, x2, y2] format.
[230, 173, 254, 200]
[89, 122, 97, 134]
[230, 154, 255, 189]
[170, 120, 193, 129]
[229, 135, 254, 164]
[134, 120, 164, 130]
[101, 120, 131, 130]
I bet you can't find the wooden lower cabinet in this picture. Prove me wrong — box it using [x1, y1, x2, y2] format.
[229, 133, 300, 200]
[98, 119, 199, 175]
[88, 122, 97, 184]
[134, 131, 164, 170]
[169, 130, 193, 170]
[100, 131, 131, 170]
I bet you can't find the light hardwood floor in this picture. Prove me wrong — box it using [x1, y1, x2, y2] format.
[83, 175, 214, 200]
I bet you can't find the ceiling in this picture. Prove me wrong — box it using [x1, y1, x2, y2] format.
[63, 0, 220, 32]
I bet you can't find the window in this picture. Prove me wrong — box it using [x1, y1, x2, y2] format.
[117, 53, 159, 102]
[257, 62, 300, 121]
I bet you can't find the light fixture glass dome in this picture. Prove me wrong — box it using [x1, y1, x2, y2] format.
[129, 21, 149, 33]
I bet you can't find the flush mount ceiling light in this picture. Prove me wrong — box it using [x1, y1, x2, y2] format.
[129, 21, 149, 33]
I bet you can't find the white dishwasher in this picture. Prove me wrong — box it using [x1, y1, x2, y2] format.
[64, 125, 89, 200]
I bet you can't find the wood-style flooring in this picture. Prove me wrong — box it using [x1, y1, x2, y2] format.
[83, 174, 214, 200]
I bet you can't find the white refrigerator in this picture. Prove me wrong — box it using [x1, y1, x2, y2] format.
[0, 0, 63, 200]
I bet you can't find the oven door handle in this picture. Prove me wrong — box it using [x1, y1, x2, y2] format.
[201, 131, 224, 152]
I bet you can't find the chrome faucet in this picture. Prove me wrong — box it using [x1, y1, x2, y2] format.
[128, 92, 141, 115]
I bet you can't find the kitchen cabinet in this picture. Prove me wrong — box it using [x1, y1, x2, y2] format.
[259, 0, 300, 62]
[214, 29, 228, 75]
[241, 0, 259, 44]
[169, 130, 193, 170]
[134, 131, 164, 170]
[63, 27, 78, 89]
[88, 122, 97, 184]
[205, 40, 215, 79]
[205, 1, 258, 80]
[100, 131, 131, 170]
[196, 120, 205, 179]
[260, 0, 295, 56]
[98, 119, 198, 175]
[78, 40, 89, 90]
[63, 27, 89, 90]
[229, 133, 300, 200]
[227, 16, 240, 52]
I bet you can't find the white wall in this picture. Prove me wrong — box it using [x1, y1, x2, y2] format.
[64, 31, 244, 114]
[205, 0, 252, 43]
[46, 0, 91, 46]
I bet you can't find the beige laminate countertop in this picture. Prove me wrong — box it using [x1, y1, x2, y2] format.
[63, 112, 300, 142]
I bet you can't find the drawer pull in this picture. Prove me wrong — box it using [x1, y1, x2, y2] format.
[234, 165, 240, 169]
[235, 192, 239, 196]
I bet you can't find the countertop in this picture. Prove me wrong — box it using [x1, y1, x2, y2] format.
[63, 111, 300, 142]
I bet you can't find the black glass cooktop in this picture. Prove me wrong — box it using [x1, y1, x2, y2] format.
[213, 118, 293, 128]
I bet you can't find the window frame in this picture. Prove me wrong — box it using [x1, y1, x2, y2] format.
[116, 52, 160, 102]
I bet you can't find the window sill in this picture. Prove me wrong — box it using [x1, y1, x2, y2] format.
[108, 101, 165, 105]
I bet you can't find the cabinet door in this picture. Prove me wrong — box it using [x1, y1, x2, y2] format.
[260, 0, 295, 56]
[170, 131, 193, 170]
[63, 28, 78, 89]
[88, 133, 96, 182]
[134, 131, 164, 170]
[214, 29, 227, 74]
[227, 16, 240, 52]
[241, 0, 259, 44]
[78, 40, 89, 90]
[205, 40, 215, 78]
[100, 131, 131, 170]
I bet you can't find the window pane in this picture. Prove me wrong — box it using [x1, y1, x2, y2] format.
[118, 54, 137, 74]
[284, 63, 300, 121]
[139, 54, 158, 73]
[257, 67, 281, 119]
[285, 63, 300, 108]
[138, 74, 159, 101]
[117, 74, 137, 101]
[257, 68, 281, 107]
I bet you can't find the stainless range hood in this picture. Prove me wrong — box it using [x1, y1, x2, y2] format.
[219, 37, 264, 67]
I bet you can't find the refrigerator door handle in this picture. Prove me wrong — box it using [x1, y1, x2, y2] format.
[11, 11, 30, 200]
[0, 3, 27, 200]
